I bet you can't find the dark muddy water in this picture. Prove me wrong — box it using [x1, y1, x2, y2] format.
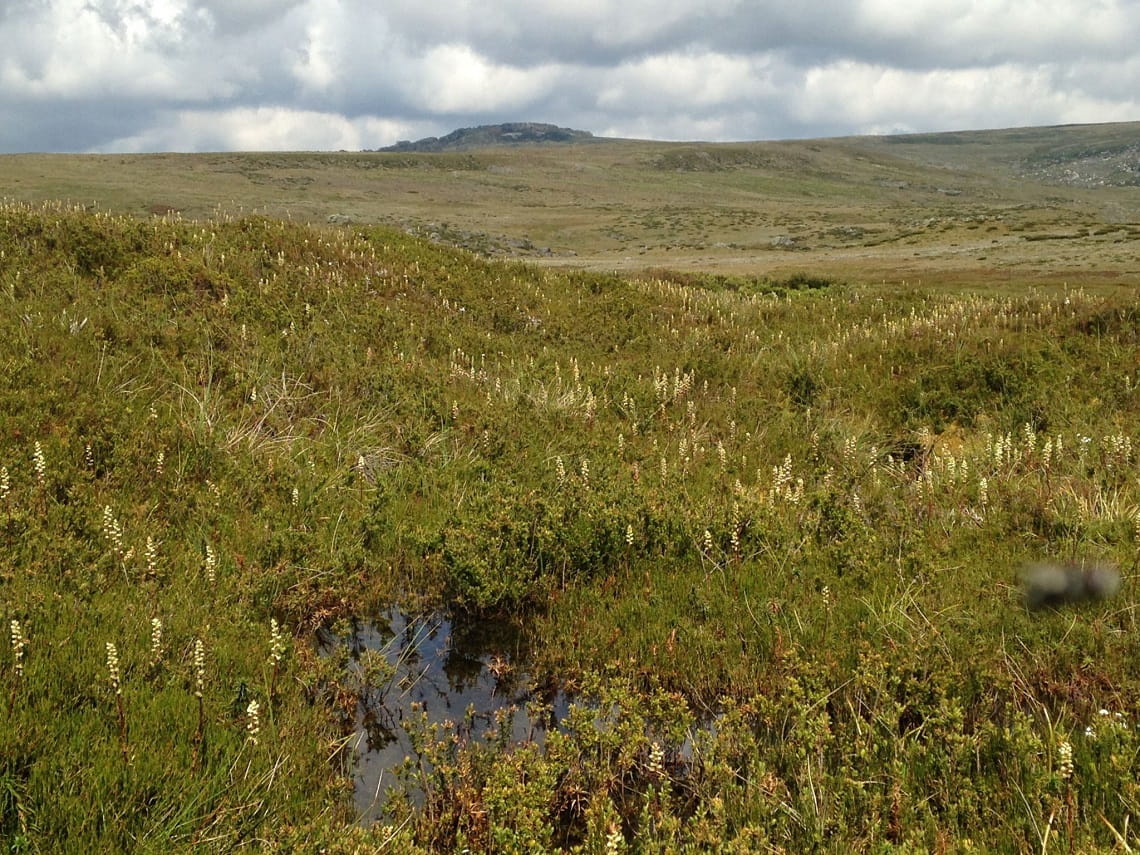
[319, 608, 571, 821]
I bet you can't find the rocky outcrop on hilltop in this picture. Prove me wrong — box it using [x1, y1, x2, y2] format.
[379, 122, 596, 152]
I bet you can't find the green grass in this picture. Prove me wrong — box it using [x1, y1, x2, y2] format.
[4, 199, 1140, 851]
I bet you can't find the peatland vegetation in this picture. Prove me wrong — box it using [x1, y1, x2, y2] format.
[3, 125, 1140, 851]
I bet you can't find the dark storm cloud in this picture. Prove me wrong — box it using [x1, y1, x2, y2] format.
[0, 101, 156, 153]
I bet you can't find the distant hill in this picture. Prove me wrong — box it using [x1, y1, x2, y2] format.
[3, 118, 1140, 279]
[378, 122, 596, 152]
[864, 121, 1140, 189]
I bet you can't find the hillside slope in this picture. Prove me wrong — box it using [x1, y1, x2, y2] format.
[1, 121, 1138, 284]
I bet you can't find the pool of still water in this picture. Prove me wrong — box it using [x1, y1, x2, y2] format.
[318, 608, 571, 821]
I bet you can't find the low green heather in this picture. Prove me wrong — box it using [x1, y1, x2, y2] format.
[3, 201, 1140, 852]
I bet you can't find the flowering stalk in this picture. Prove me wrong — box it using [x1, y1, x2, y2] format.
[102, 506, 124, 562]
[192, 638, 206, 769]
[144, 536, 160, 582]
[10, 620, 26, 712]
[1057, 740, 1073, 781]
[32, 441, 46, 488]
[106, 642, 128, 763]
[269, 618, 286, 699]
[10, 619, 25, 680]
[1057, 738, 1077, 849]
[148, 618, 163, 669]
[246, 699, 261, 745]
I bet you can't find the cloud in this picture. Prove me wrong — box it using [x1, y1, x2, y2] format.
[850, 0, 1139, 67]
[597, 52, 777, 114]
[196, 0, 309, 36]
[407, 45, 562, 113]
[288, 0, 343, 94]
[793, 60, 1140, 136]
[91, 107, 426, 152]
[0, 0, 1136, 152]
[0, 0, 233, 102]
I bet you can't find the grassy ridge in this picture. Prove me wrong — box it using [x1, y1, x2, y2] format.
[3, 201, 1140, 851]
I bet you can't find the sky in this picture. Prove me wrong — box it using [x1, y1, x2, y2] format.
[1, 0, 1138, 153]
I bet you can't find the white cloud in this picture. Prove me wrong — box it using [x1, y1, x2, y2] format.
[0, 0, 1138, 151]
[410, 44, 561, 113]
[288, 0, 344, 93]
[92, 107, 422, 152]
[598, 52, 775, 112]
[792, 60, 1140, 136]
[0, 0, 233, 101]
[599, 113, 761, 143]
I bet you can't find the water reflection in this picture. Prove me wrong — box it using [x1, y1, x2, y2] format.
[319, 607, 571, 821]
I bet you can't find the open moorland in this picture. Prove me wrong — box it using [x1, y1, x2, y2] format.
[4, 120, 1140, 285]
[3, 122, 1140, 852]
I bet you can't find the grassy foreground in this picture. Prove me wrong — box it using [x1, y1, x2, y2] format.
[3, 202, 1140, 852]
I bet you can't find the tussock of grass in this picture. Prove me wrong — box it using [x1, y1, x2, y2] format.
[4, 201, 1140, 851]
